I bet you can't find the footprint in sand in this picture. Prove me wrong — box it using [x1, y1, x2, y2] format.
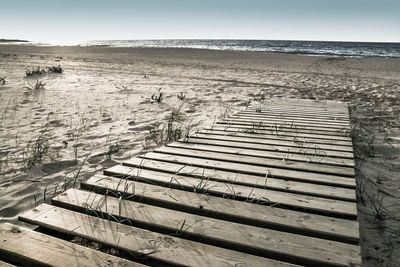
[48, 120, 65, 127]
[101, 117, 112, 122]
[87, 154, 105, 164]
[41, 160, 78, 175]
[34, 108, 47, 113]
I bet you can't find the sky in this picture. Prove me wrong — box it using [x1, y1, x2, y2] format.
[1, 0, 399, 44]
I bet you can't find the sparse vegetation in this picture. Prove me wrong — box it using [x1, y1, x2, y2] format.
[106, 141, 122, 160]
[144, 104, 193, 147]
[47, 65, 63, 73]
[25, 65, 63, 77]
[25, 66, 46, 77]
[177, 92, 186, 100]
[116, 85, 133, 91]
[151, 88, 163, 103]
[16, 130, 50, 170]
[25, 78, 46, 90]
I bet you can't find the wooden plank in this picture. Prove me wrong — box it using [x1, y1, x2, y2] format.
[209, 125, 352, 141]
[19, 204, 296, 267]
[221, 117, 350, 131]
[178, 137, 355, 165]
[167, 142, 354, 175]
[137, 152, 356, 188]
[247, 106, 349, 114]
[83, 174, 360, 244]
[247, 106, 348, 114]
[153, 146, 355, 177]
[193, 132, 354, 153]
[242, 110, 349, 120]
[247, 106, 348, 113]
[218, 121, 350, 137]
[231, 115, 350, 128]
[121, 157, 356, 201]
[0, 223, 141, 267]
[250, 100, 347, 107]
[251, 100, 348, 110]
[106, 164, 357, 218]
[199, 129, 354, 148]
[220, 118, 350, 132]
[236, 112, 349, 124]
[242, 110, 349, 121]
[53, 189, 361, 267]
[256, 98, 347, 105]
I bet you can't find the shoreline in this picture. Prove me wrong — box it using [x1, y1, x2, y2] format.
[1, 43, 400, 59]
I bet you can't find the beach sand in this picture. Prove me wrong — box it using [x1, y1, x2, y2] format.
[0, 45, 399, 266]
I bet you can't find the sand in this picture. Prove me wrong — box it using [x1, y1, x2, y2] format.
[0, 45, 399, 266]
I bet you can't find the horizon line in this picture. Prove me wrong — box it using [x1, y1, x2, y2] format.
[10, 38, 400, 45]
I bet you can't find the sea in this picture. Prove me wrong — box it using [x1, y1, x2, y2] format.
[79, 40, 400, 58]
[3, 39, 400, 58]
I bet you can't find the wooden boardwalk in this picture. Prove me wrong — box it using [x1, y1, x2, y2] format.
[1, 99, 361, 266]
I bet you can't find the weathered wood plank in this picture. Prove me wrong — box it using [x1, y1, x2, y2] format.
[153, 146, 355, 177]
[221, 117, 350, 132]
[247, 105, 348, 113]
[138, 152, 356, 188]
[250, 101, 348, 109]
[218, 121, 350, 137]
[240, 110, 349, 121]
[247, 106, 349, 114]
[19, 204, 296, 267]
[192, 132, 354, 154]
[0, 223, 141, 267]
[230, 117, 350, 131]
[236, 112, 349, 124]
[83, 174, 360, 244]
[227, 116, 350, 130]
[173, 139, 355, 167]
[166, 142, 354, 174]
[106, 164, 357, 218]
[209, 125, 352, 141]
[256, 98, 347, 105]
[250, 100, 348, 110]
[242, 110, 349, 120]
[199, 129, 354, 148]
[53, 189, 360, 267]
[247, 107, 348, 115]
[122, 157, 356, 201]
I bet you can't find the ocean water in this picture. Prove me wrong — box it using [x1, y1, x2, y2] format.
[2, 39, 399, 58]
[80, 39, 400, 58]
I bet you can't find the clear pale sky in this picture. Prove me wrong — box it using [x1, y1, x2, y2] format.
[1, 0, 399, 44]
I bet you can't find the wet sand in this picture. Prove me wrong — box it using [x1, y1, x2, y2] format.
[0, 45, 399, 266]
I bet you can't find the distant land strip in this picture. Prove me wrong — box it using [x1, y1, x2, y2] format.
[0, 39, 29, 43]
